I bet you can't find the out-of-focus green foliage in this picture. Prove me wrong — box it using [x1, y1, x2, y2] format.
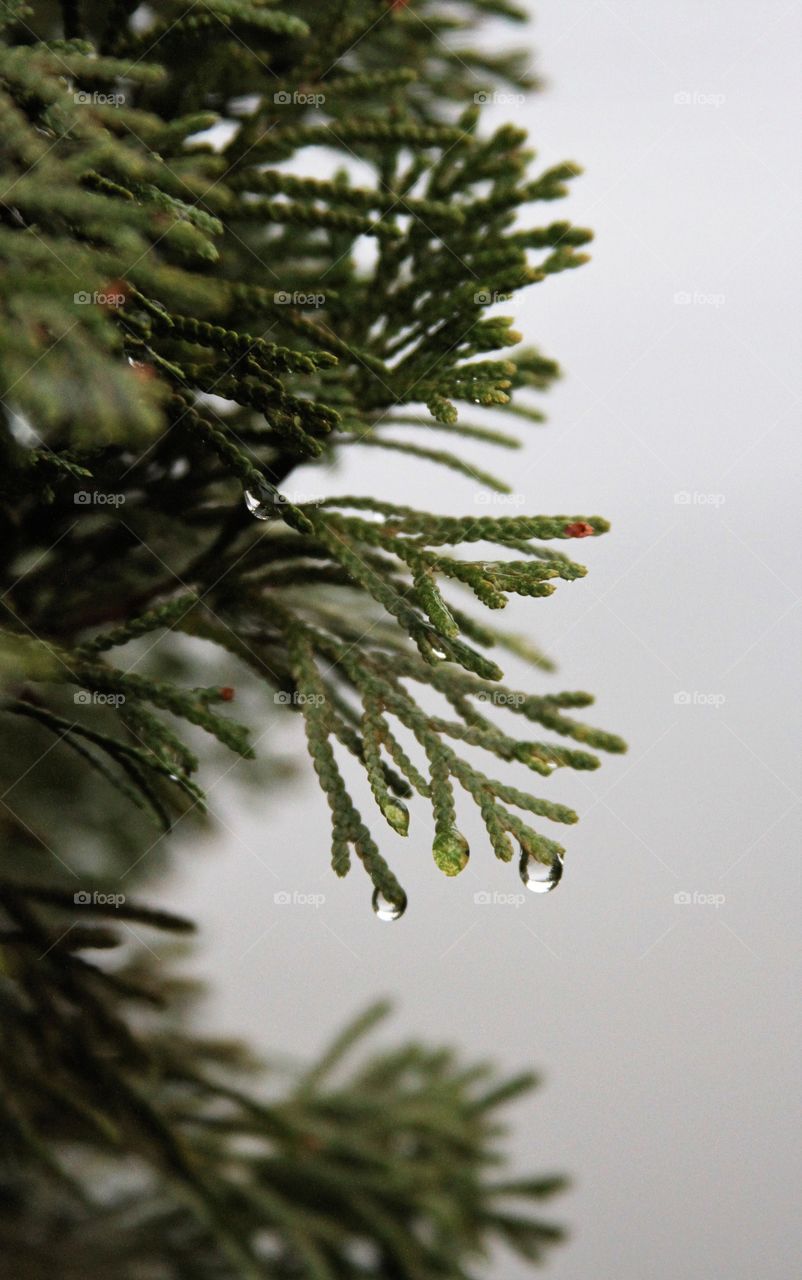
[0, 1, 625, 1271]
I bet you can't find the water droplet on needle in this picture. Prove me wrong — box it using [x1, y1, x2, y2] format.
[371, 887, 407, 921]
[243, 478, 274, 520]
[519, 850, 563, 894]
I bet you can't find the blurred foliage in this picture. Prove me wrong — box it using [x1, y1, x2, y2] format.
[0, 0, 627, 1272]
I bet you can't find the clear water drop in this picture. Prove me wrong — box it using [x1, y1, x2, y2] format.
[519, 850, 563, 894]
[522, 747, 559, 775]
[371, 887, 407, 922]
[243, 478, 274, 520]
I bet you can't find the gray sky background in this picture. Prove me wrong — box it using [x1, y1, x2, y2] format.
[162, 3, 801, 1276]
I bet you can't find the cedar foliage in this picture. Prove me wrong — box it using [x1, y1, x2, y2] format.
[0, 1, 624, 1274]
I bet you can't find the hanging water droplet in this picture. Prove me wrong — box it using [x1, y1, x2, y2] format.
[371, 887, 407, 922]
[519, 849, 563, 894]
[243, 477, 274, 520]
[432, 827, 470, 877]
[381, 799, 409, 836]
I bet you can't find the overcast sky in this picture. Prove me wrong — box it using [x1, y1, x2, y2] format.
[162, 4, 801, 1276]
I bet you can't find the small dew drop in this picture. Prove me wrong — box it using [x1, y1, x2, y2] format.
[371, 887, 407, 922]
[243, 478, 273, 520]
[519, 850, 563, 894]
[523, 748, 559, 775]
